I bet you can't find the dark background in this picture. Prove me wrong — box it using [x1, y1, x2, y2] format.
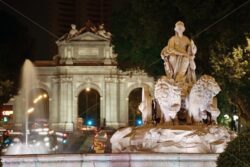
[0, 0, 127, 60]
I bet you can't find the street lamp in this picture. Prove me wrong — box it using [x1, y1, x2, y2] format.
[27, 107, 34, 114]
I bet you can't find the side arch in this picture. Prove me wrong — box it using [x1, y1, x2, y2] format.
[126, 83, 153, 98]
[122, 82, 153, 126]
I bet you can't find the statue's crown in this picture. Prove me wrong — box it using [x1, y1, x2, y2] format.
[175, 21, 184, 27]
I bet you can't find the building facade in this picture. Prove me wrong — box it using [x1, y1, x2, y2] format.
[14, 23, 154, 131]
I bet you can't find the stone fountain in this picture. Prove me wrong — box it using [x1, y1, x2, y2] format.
[111, 21, 236, 153]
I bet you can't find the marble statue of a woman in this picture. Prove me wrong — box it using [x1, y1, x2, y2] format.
[161, 21, 197, 84]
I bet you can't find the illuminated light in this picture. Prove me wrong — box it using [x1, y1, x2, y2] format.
[2, 110, 13, 116]
[33, 99, 38, 104]
[27, 107, 34, 114]
[3, 117, 8, 123]
[49, 130, 54, 134]
[57, 137, 63, 142]
[63, 139, 67, 144]
[233, 115, 239, 121]
[43, 128, 49, 131]
[34, 128, 43, 132]
[63, 133, 67, 137]
[33, 94, 47, 103]
[55, 132, 64, 137]
[86, 87, 91, 92]
[45, 142, 50, 147]
[38, 131, 48, 135]
[44, 137, 49, 142]
[224, 114, 229, 119]
[87, 120, 93, 126]
[136, 119, 143, 126]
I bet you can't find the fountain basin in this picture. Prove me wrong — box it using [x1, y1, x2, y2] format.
[2, 153, 218, 167]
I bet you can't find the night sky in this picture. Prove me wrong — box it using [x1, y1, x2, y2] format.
[0, 0, 249, 60]
[0, 0, 127, 60]
[0, 0, 51, 60]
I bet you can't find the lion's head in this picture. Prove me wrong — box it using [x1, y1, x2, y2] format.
[154, 77, 181, 120]
[190, 75, 221, 99]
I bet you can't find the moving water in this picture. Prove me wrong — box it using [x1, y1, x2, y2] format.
[6, 59, 49, 154]
[21, 59, 40, 145]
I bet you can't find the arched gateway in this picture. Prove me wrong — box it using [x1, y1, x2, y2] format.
[13, 21, 154, 131]
[78, 88, 101, 127]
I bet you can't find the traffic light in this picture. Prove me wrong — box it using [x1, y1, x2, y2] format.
[135, 114, 143, 126]
[62, 133, 68, 144]
[87, 120, 93, 126]
[136, 119, 143, 126]
[3, 116, 8, 123]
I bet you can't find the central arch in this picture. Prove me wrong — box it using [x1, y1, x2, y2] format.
[78, 88, 101, 127]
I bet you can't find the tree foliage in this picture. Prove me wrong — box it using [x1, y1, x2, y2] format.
[111, 0, 249, 76]
[217, 129, 250, 167]
[210, 38, 250, 127]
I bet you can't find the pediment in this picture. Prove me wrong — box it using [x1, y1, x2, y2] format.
[69, 32, 108, 41]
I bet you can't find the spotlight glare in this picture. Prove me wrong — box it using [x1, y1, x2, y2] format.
[27, 108, 34, 114]
[137, 119, 142, 126]
[87, 120, 93, 126]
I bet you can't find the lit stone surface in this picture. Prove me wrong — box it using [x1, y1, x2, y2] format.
[112, 21, 236, 154]
[13, 23, 154, 131]
[111, 125, 236, 153]
[2, 153, 218, 167]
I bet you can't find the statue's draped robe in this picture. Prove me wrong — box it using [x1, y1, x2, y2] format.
[161, 35, 196, 84]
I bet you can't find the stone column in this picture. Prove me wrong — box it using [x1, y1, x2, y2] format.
[118, 82, 128, 126]
[104, 77, 120, 128]
[58, 76, 74, 131]
[49, 77, 59, 129]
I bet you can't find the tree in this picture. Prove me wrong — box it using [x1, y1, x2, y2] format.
[111, 0, 248, 76]
[217, 129, 250, 167]
[112, 0, 181, 76]
[210, 38, 250, 129]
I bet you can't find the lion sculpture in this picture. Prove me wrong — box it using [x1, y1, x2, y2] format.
[154, 77, 181, 124]
[186, 75, 221, 124]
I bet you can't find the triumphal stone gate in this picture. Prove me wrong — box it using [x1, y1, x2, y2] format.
[13, 22, 154, 131]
